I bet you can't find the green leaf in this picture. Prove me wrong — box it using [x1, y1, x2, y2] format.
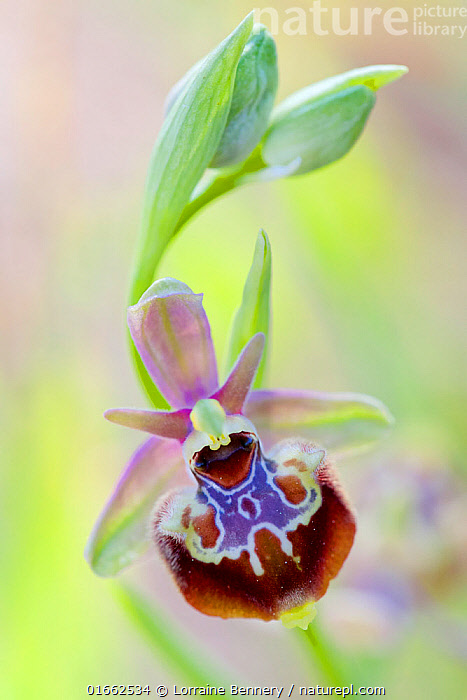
[225, 230, 271, 387]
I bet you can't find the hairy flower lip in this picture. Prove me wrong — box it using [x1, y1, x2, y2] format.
[153, 440, 356, 621]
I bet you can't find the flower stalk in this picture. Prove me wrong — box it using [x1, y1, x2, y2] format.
[87, 10, 401, 675]
[125, 15, 406, 404]
[299, 626, 347, 687]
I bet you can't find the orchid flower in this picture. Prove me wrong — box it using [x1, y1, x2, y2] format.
[86, 278, 392, 629]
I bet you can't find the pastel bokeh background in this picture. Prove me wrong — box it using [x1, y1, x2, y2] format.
[2, 1, 465, 698]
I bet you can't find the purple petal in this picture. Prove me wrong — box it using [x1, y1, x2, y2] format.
[213, 333, 265, 414]
[85, 437, 185, 576]
[128, 278, 218, 409]
[104, 407, 191, 441]
[245, 389, 394, 454]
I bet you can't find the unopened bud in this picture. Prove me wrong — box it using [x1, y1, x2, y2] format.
[210, 25, 278, 168]
[262, 64, 407, 175]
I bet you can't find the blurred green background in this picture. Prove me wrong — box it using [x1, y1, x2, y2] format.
[1, 1, 465, 698]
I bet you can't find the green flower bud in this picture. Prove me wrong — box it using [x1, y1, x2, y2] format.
[262, 64, 407, 175]
[210, 25, 278, 168]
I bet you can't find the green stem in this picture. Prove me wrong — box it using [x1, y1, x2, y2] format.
[173, 147, 265, 236]
[128, 148, 266, 406]
[298, 626, 347, 687]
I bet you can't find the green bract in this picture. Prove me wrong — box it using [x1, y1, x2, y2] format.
[262, 64, 408, 175]
[210, 25, 278, 168]
[164, 59, 205, 117]
[225, 230, 272, 387]
[128, 13, 253, 406]
[130, 12, 254, 306]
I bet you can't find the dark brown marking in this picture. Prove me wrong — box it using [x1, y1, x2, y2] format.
[274, 474, 307, 504]
[192, 505, 220, 549]
[283, 458, 308, 472]
[240, 496, 257, 518]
